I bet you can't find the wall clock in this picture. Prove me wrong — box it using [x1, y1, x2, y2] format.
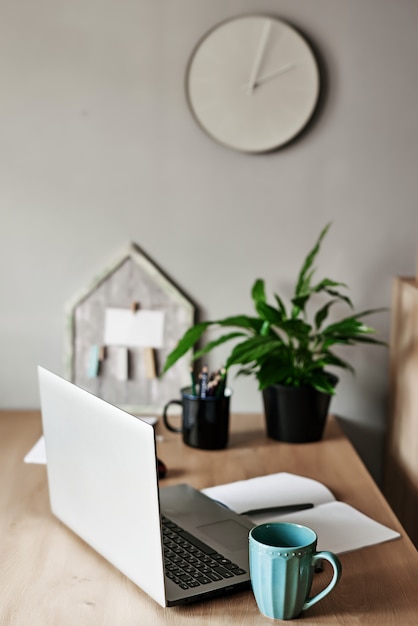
[186, 15, 320, 154]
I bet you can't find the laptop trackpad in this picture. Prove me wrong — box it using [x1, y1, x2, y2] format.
[197, 520, 250, 552]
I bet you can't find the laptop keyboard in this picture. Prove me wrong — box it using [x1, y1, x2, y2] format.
[161, 516, 247, 591]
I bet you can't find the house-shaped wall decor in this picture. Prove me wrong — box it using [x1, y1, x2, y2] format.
[65, 243, 196, 414]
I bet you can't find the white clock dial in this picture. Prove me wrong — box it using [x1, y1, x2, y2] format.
[186, 15, 320, 153]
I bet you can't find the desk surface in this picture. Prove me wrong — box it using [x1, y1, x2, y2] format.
[1, 411, 417, 625]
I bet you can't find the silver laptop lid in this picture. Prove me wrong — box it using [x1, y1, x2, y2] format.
[38, 366, 167, 607]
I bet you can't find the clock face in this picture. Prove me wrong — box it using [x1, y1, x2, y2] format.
[186, 15, 320, 153]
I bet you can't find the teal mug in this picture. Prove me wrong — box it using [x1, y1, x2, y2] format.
[249, 522, 342, 620]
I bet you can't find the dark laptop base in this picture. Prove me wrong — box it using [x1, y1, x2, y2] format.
[159, 484, 254, 605]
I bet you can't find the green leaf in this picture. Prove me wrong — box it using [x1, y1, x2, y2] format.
[274, 293, 287, 318]
[294, 223, 331, 299]
[279, 318, 312, 341]
[194, 332, 246, 359]
[225, 336, 282, 368]
[312, 278, 347, 293]
[326, 335, 386, 347]
[320, 311, 388, 350]
[321, 286, 353, 308]
[322, 308, 386, 334]
[254, 300, 284, 325]
[321, 309, 385, 337]
[314, 300, 338, 330]
[309, 371, 338, 394]
[291, 294, 309, 315]
[251, 279, 266, 305]
[260, 320, 270, 336]
[314, 351, 355, 374]
[235, 366, 257, 377]
[216, 315, 264, 333]
[162, 321, 211, 373]
[256, 361, 295, 389]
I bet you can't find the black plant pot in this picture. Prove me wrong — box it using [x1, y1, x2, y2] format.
[262, 376, 338, 443]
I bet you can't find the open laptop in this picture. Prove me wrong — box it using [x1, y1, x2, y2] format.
[37, 366, 253, 607]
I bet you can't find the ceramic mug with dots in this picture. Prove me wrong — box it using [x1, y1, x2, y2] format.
[249, 522, 342, 620]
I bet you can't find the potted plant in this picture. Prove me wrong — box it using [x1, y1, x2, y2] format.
[162, 224, 386, 442]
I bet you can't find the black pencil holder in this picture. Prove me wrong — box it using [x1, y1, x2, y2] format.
[163, 386, 231, 450]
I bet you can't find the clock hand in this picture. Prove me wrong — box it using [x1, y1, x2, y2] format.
[247, 20, 272, 95]
[254, 63, 295, 87]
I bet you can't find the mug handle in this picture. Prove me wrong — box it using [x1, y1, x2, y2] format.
[163, 400, 183, 433]
[303, 551, 342, 612]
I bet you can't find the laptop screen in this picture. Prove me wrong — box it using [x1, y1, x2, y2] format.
[38, 366, 167, 607]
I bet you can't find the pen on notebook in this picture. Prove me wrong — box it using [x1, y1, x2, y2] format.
[241, 502, 314, 516]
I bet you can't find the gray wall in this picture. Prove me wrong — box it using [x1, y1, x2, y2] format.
[1, 0, 417, 482]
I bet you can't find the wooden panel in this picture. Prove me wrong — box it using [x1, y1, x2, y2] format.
[384, 276, 418, 547]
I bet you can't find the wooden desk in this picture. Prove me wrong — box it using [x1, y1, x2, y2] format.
[1, 411, 417, 625]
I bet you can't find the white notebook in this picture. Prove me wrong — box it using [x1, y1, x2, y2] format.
[202, 472, 400, 554]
